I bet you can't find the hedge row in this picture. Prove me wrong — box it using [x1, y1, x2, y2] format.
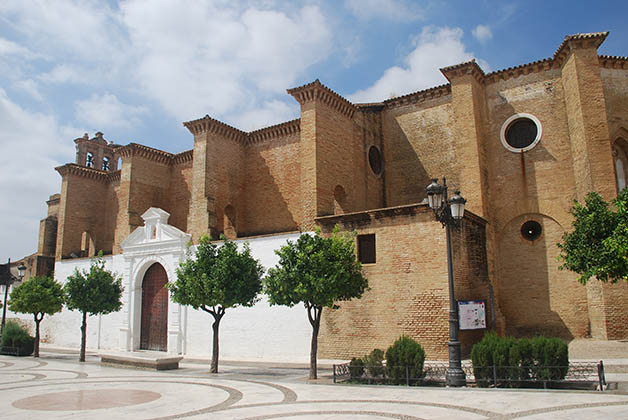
[349, 335, 425, 384]
[471, 331, 569, 387]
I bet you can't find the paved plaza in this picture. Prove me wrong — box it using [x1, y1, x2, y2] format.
[2, 352, 628, 420]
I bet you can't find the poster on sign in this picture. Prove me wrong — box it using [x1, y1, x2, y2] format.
[458, 300, 487, 330]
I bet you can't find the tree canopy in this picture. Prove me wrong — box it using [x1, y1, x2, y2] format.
[8, 275, 64, 357]
[558, 188, 628, 284]
[168, 235, 264, 372]
[65, 255, 123, 361]
[264, 228, 368, 379]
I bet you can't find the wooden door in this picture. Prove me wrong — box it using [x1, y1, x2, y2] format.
[140, 263, 168, 351]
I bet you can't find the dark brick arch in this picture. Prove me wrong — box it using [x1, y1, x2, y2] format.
[140, 263, 168, 351]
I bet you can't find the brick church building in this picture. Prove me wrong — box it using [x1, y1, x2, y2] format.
[17, 32, 628, 360]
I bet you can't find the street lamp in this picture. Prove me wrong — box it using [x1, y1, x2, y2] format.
[1, 259, 26, 334]
[426, 177, 467, 387]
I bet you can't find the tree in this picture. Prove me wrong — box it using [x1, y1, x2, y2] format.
[65, 256, 123, 362]
[167, 236, 263, 373]
[558, 188, 628, 284]
[264, 228, 368, 379]
[8, 276, 64, 357]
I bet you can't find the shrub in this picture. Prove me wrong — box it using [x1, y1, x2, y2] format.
[471, 331, 516, 387]
[364, 348, 385, 377]
[385, 335, 425, 384]
[472, 332, 569, 387]
[1, 321, 34, 356]
[349, 357, 365, 379]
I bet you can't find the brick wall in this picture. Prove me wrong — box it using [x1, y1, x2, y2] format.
[316, 205, 489, 361]
[243, 131, 301, 236]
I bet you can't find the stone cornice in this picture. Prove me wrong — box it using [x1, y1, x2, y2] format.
[172, 150, 194, 165]
[183, 115, 247, 144]
[383, 84, 452, 109]
[484, 58, 555, 83]
[106, 170, 121, 183]
[287, 79, 356, 119]
[599, 55, 628, 69]
[315, 202, 487, 228]
[315, 203, 432, 227]
[55, 163, 110, 183]
[248, 119, 300, 144]
[553, 32, 608, 66]
[440, 60, 486, 84]
[117, 143, 173, 165]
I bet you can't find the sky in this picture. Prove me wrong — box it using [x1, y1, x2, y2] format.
[1, 0, 627, 261]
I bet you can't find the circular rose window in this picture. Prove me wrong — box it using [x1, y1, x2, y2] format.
[521, 220, 542, 242]
[368, 145, 383, 175]
[500, 113, 542, 153]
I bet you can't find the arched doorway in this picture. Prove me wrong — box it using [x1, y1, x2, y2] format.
[140, 263, 168, 351]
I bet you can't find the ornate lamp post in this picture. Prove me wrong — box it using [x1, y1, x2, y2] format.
[426, 178, 467, 387]
[1, 259, 26, 334]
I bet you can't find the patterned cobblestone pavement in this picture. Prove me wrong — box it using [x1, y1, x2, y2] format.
[2, 353, 628, 419]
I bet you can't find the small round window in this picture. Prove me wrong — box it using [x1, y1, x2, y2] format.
[500, 113, 542, 153]
[521, 220, 542, 242]
[368, 145, 383, 175]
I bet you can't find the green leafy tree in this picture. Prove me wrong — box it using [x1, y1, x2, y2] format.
[8, 276, 64, 357]
[167, 236, 263, 373]
[264, 228, 368, 379]
[65, 256, 123, 362]
[558, 189, 628, 284]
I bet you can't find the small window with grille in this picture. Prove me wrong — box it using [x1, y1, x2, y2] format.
[358, 234, 376, 264]
[102, 156, 110, 171]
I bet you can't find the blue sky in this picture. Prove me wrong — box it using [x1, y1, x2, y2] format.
[1, 0, 627, 261]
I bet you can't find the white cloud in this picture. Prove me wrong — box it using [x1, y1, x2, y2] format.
[0, 88, 76, 260]
[230, 100, 299, 132]
[75, 93, 147, 130]
[344, 0, 423, 21]
[120, 1, 332, 123]
[14, 79, 43, 102]
[348, 26, 489, 103]
[38, 65, 90, 85]
[472, 24, 493, 43]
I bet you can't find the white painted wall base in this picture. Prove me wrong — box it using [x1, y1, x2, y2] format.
[5, 210, 313, 363]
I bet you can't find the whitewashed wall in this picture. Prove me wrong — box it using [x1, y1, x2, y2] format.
[5, 232, 313, 362]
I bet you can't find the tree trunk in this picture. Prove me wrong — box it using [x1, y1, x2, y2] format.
[308, 305, 322, 380]
[210, 314, 222, 373]
[33, 313, 43, 358]
[80, 311, 87, 362]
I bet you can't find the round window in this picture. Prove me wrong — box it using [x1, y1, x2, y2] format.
[500, 113, 542, 153]
[368, 145, 383, 175]
[521, 220, 542, 242]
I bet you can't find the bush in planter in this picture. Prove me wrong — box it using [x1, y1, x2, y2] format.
[385, 335, 425, 385]
[531, 336, 569, 381]
[349, 357, 365, 379]
[471, 331, 517, 387]
[364, 348, 385, 378]
[1, 321, 34, 356]
[473, 332, 569, 387]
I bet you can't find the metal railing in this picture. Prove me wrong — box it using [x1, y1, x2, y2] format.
[333, 361, 606, 390]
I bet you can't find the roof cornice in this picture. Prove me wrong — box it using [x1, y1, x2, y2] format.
[172, 149, 194, 165]
[553, 32, 608, 66]
[183, 115, 247, 144]
[383, 84, 452, 108]
[117, 143, 173, 165]
[440, 60, 486, 84]
[55, 164, 110, 183]
[599, 54, 628, 69]
[287, 79, 356, 119]
[248, 119, 300, 144]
